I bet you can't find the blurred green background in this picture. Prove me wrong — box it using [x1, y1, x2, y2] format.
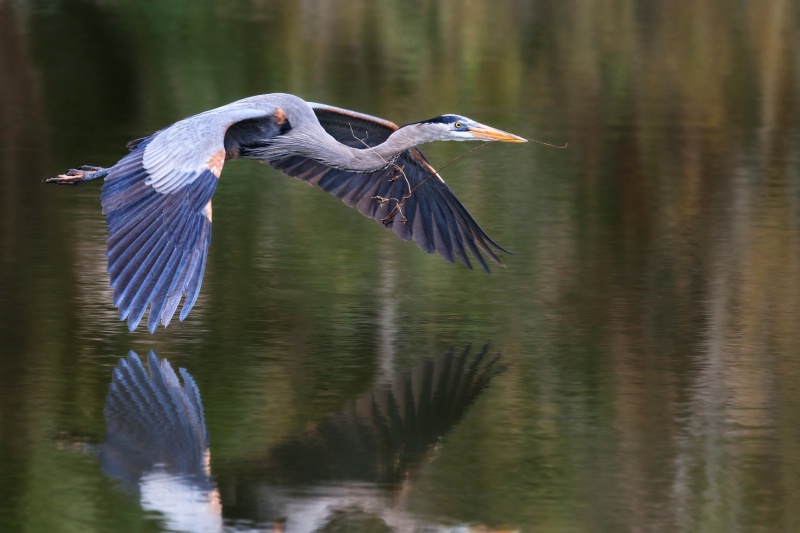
[1, 0, 799, 531]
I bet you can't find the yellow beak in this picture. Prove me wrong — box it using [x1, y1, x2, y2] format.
[469, 123, 528, 142]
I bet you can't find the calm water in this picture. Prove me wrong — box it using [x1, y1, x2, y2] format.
[2, 1, 800, 531]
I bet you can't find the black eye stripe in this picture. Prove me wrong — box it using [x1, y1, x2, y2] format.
[403, 115, 464, 127]
[435, 115, 462, 125]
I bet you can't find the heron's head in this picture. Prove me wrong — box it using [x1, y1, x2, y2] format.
[404, 114, 527, 143]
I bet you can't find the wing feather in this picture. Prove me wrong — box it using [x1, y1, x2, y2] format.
[144, 249, 182, 332]
[181, 245, 209, 321]
[100, 101, 286, 332]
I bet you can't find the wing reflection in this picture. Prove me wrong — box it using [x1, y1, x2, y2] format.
[101, 346, 505, 532]
[101, 351, 222, 532]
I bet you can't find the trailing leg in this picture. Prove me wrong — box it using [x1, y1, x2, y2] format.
[46, 165, 110, 185]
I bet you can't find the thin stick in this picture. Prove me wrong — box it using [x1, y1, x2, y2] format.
[349, 123, 566, 226]
[525, 138, 568, 149]
[349, 124, 412, 224]
[408, 133, 567, 196]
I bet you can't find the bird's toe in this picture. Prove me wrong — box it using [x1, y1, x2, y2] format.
[45, 170, 86, 185]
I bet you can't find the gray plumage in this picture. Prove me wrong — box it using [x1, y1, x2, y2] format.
[50, 93, 527, 332]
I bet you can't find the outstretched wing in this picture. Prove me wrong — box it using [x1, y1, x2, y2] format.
[101, 102, 288, 333]
[269, 104, 509, 272]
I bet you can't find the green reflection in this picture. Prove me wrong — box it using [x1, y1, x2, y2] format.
[1, 0, 799, 531]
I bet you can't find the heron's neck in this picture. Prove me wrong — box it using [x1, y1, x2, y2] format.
[323, 126, 424, 172]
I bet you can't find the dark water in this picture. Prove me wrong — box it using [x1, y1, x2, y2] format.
[2, 1, 800, 531]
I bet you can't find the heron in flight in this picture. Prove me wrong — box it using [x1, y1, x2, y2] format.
[48, 93, 526, 333]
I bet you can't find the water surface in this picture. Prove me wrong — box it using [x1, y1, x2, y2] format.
[1, 1, 799, 531]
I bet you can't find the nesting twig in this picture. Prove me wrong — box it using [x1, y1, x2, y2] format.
[349, 124, 411, 225]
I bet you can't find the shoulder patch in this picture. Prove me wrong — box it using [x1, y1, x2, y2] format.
[206, 150, 225, 177]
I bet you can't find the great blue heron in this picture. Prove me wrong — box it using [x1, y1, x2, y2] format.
[48, 93, 527, 333]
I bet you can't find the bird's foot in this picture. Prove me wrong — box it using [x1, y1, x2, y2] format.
[45, 166, 109, 185]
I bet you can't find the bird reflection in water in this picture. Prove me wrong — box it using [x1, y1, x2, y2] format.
[100, 346, 509, 532]
[101, 352, 221, 532]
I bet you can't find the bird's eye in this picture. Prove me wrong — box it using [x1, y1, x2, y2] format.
[454, 121, 463, 129]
